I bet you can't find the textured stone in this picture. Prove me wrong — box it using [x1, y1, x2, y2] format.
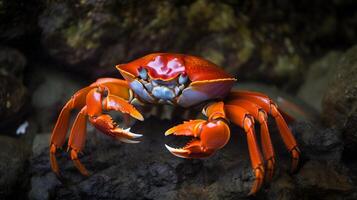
[292, 121, 343, 161]
[29, 114, 356, 199]
[0, 136, 30, 198]
[31, 68, 82, 132]
[322, 45, 357, 154]
[298, 51, 342, 111]
[38, 0, 306, 87]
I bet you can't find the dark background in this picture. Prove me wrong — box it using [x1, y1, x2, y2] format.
[0, 0, 357, 199]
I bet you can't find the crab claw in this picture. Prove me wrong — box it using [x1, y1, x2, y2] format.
[165, 119, 230, 158]
[89, 114, 142, 143]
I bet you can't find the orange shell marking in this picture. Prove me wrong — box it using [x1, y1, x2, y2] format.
[117, 53, 234, 81]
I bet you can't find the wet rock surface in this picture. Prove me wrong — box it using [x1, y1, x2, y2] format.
[322, 45, 357, 155]
[2, 0, 357, 199]
[0, 47, 28, 132]
[29, 115, 355, 200]
[297, 51, 342, 112]
[292, 122, 343, 161]
[0, 74, 27, 130]
[0, 135, 31, 198]
[38, 0, 308, 86]
[30, 67, 82, 132]
[30, 119, 254, 199]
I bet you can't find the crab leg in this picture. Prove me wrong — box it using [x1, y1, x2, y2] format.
[50, 78, 143, 176]
[67, 106, 89, 176]
[227, 99, 275, 181]
[50, 86, 94, 176]
[225, 105, 265, 195]
[229, 91, 300, 172]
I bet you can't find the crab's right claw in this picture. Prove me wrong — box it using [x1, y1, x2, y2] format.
[165, 119, 230, 158]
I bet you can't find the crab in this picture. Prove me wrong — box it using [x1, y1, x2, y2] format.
[50, 53, 300, 195]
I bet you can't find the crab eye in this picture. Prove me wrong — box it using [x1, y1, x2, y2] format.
[178, 73, 188, 85]
[138, 67, 148, 80]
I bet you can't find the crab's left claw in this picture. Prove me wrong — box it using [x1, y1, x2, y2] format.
[165, 119, 230, 158]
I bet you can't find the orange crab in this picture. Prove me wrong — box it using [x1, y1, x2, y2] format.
[50, 53, 300, 195]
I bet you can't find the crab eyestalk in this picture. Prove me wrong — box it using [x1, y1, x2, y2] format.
[165, 119, 230, 158]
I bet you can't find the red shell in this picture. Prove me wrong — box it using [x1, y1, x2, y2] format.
[116, 53, 234, 81]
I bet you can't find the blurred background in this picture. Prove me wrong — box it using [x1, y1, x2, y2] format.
[0, 0, 357, 199]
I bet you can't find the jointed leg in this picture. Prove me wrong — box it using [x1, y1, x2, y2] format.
[229, 91, 300, 172]
[67, 106, 89, 176]
[50, 86, 94, 176]
[270, 104, 300, 171]
[225, 105, 265, 195]
[50, 78, 143, 176]
[227, 99, 275, 181]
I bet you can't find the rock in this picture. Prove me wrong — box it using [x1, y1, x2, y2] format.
[266, 174, 297, 200]
[0, 0, 43, 40]
[322, 45, 357, 154]
[32, 133, 51, 158]
[29, 118, 258, 199]
[29, 173, 61, 200]
[295, 161, 353, 199]
[0, 74, 28, 131]
[31, 68, 82, 132]
[29, 112, 357, 199]
[0, 136, 30, 198]
[292, 121, 343, 162]
[0, 46, 27, 78]
[38, 0, 306, 86]
[29, 134, 61, 200]
[0, 47, 28, 132]
[298, 51, 342, 112]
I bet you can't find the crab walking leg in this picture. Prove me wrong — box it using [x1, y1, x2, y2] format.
[67, 106, 89, 176]
[50, 78, 143, 176]
[229, 91, 300, 172]
[69, 86, 143, 175]
[227, 99, 275, 181]
[225, 105, 265, 195]
[66, 86, 143, 175]
[50, 86, 94, 176]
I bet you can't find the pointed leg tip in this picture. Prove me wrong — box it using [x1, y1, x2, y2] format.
[81, 170, 90, 176]
[248, 180, 262, 196]
[72, 159, 91, 177]
[290, 147, 300, 173]
[53, 170, 62, 178]
[290, 159, 299, 173]
[265, 159, 275, 181]
[248, 167, 264, 196]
